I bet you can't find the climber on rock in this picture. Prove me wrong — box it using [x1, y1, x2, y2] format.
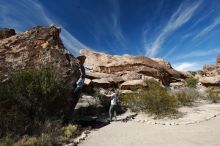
[63, 55, 86, 125]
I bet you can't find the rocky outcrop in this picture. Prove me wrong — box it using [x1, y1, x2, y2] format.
[196, 55, 220, 86]
[0, 26, 80, 84]
[0, 28, 16, 40]
[81, 49, 183, 89]
[199, 76, 220, 86]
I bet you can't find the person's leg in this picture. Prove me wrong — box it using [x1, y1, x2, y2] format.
[109, 105, 113, 121]
[113, 105, 117, 120]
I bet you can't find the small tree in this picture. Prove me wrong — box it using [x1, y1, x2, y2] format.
[185, 77, 198, 88]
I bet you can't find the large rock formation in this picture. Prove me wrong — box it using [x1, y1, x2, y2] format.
[196, 55, 220, 86]
[0, 26, 80, 84]
[81, 49, 183, 89]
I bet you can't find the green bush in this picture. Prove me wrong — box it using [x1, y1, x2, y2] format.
[206, 87, 220, 103]
[0, 121, 79, 146]
[171, 72, 181, 79]
[0, 67, 72, 137]
[174, 88, 202, 106]
[185, 77, 198, 88]
[121, 79, 177, 116]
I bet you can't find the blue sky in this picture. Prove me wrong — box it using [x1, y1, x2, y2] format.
[1, 0, 220, 71]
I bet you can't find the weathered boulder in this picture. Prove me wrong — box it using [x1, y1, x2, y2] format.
[84, 78, 92, 85]
[196, 55, 220, 86]
[0, 26, 80, 84]
[120, 80, 146, 90]
[80, 49, 182, 88]
[0, 28, 16, 40]
[91, 78, 112, 87]
[199, 75, 220, 86]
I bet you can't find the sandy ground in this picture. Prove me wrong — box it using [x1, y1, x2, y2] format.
[76, 96, 220, 146]
[79, 115, 220, 146]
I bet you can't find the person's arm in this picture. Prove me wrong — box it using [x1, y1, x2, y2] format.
[100, 92, 112, 98]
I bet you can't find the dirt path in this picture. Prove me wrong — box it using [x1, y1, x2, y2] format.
[79, 115, 220, 146]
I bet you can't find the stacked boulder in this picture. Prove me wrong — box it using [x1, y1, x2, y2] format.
[196, 55, 220, 86]
[80, 49, 183, 91]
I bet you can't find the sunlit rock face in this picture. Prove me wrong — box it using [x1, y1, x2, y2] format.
[81, 49, 183, 88]
[0, 26, 80, 84]
[197, 55, 220, 86]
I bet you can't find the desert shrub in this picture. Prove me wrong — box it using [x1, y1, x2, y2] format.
[121, 79, 177, 116]
[0, 121, 79, 146]
[185, 77, 198, 88]
[14, 136, 38, 146]
[206, 87, 220, 103]
[0, 136, 15, 146]
[174, 88, 202, 106]
[61, 124, 78, 143]
[0, 67, 72, 137]
[171, 72, 181, 79]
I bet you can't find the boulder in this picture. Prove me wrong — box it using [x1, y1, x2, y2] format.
[142, 75, 159, 81]
[91, 78, 112, 87]
[196, 55, 220, 87]
[0, 28, 16, 40]
[199, 75, 220, 86]
[80, 49, 182, 85]
[120, 80, 146, 90]
[0, 26, 80, 84]
[84, 78, 92, 85]
[121, 72, 142, 81]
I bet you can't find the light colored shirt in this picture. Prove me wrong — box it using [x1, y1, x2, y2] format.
[111, 93, 118, 105]
[76, 78, 85, 88]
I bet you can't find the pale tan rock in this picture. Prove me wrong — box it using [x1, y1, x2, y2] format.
[120, 80, 146, 90]
[86, 72, 114, 79]
[141, 75, 159, 81]
[121, 72, 142, 81]
[84, 78, 92, 85]
[199, 75, 220, 86]
[80, 49, 181, 85]
[119, 90, 134, 94]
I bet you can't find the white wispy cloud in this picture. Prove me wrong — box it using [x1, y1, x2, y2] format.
[108, 0, 128, 51]
[193, 17, 220, 40]
[173, 62, 200, 71]
[0, 0, 89, 55]
[144, 1, 202, 57]
[176, 48, 220, 60]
